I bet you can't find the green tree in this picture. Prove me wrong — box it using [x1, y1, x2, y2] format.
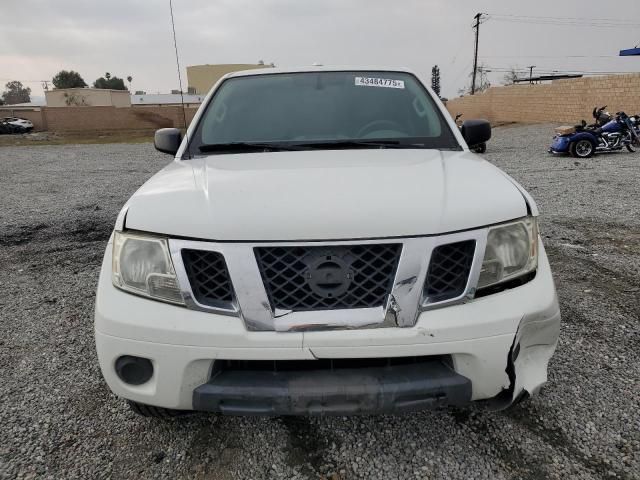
[93, 72, 126, 90]
[52, 70, 87, 89]
[431, 65, 441, 98]
[1, 81, 31, 104]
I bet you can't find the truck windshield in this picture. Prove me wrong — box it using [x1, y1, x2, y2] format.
[188, 71, 459, 155]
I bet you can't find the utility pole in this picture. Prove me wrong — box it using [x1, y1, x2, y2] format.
[528, 65, 536, 84]
[471, 13, 482, 95]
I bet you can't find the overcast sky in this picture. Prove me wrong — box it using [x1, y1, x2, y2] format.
[2, 0, 639, 99]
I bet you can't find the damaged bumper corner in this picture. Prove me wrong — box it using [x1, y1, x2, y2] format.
[512, 307, 561, 397]
[488, 293, 561, 410]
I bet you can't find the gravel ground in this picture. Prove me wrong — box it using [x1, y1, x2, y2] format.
[1, 125, 638, 480]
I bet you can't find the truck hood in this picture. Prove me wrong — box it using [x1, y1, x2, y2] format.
[124, 149, 528, 241]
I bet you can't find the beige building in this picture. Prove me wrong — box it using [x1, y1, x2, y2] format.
[186, 64, 270, 94]
[45, 88, 131, 107]
[130, 93, 204, 107]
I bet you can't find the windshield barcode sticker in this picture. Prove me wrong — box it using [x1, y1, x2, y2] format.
[355, 77, 405, 89]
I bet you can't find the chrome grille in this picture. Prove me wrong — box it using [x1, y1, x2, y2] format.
[181, 249, 234, 308]
[424, 240, 476, 303]
[255, 244, 402, 311]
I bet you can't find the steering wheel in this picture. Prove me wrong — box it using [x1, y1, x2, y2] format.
[356, 120, 405, 138]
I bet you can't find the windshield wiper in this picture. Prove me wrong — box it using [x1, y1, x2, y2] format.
[198, 139, 428, 153]
[291, 140, 424, 149]
[199, 142, 304, 153]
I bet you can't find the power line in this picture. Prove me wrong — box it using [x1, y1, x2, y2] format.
[448, 28, 474, 67]
[450, 59, 473, 88]
[484, 13, 640, 23]
[486, 18, 640, 29]
[0, 78, 49, 83]
[484, 12, 640, 28]
[486, 65, 639, 73]
[480, 54, 623, 59]
[482, 66, 639, 75]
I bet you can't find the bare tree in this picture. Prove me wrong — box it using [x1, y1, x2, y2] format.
[502, 66, 519, 85]
[474, 65, 491, 93]
[459, 64, 491, 95]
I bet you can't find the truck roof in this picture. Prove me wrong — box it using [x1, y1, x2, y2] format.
[225, 65, 417, 78]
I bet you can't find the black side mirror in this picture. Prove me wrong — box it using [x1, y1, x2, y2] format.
[154, 128, 182, 155]
[461, 119, 491, 147]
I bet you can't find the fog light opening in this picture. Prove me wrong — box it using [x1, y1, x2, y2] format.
[115, 355, 154, 385]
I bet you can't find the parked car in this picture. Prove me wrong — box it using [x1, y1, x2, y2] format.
[0, 119, 13, 135]
[1, 116, 34, 133]
[95, 66, 560, 418]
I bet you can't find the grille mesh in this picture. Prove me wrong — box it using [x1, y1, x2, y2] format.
[181, 249, 234, 308]
[255, 244, 402, 311]
[424, 240, 476, 303]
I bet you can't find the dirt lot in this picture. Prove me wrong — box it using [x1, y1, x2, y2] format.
[1, 125, 639, 480]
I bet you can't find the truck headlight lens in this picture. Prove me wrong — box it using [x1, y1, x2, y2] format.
[477, 217, 538, 289]
[112, 232, 184, 305]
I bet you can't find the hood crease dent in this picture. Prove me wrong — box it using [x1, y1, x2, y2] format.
[124, 149, 527, 241]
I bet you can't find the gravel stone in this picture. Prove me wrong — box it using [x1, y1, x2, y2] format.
[0, 125, 638, 479]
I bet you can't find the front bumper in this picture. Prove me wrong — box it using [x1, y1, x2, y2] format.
[193, 358, 471, 415]
[95, 239, 560, 414]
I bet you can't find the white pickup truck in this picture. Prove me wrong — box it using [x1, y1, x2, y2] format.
[95, 66, 560, 417]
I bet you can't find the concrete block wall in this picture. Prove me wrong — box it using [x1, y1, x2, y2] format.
[44, 106, 198, 133]
[445, 73, 640, 124]
[0, 106, 198, 133]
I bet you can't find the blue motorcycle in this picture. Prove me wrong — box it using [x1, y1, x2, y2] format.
[549, 107, 640, 158]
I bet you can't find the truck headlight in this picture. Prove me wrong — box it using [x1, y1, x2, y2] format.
[477, 217, 538, 289]
[112, 232, 184, 305]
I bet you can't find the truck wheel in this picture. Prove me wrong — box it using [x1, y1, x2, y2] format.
[127, 400, 191, 418]
[473, 143, 487, 154]
[570, 139, 594, 158]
